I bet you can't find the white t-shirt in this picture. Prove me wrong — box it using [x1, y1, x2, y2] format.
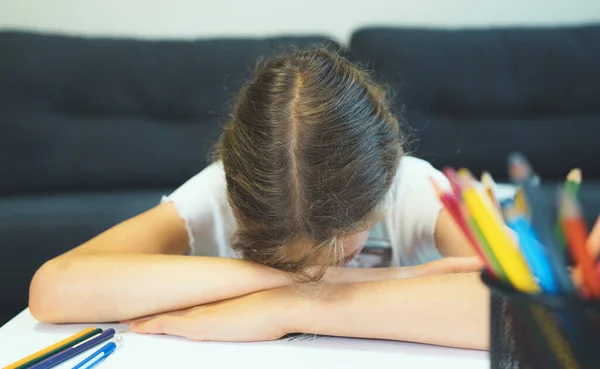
[162, 156, 451, 267]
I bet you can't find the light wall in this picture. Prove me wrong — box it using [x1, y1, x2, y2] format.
[0, 0, 599, 43]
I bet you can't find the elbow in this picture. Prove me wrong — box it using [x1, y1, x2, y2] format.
[29, 258, 69, 323]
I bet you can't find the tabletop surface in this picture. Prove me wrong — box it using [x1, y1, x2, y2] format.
[0, 309, 489, 369]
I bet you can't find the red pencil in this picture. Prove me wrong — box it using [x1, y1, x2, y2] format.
[443, 167, 462, 199]
[560, 190, 600, 298]
[430, 177, 493, 272]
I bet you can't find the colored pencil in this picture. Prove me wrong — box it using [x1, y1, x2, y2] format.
[565, 168, 582, 197]
[555, 169, 582, 250]
[458, 170, 538, 293]
[463, 210, 508, 282]
[514, 187, 530, 214]
[507, 153, 575, 294]
[504, 205, 558, 292]
[481, 171, 503, 219]
[442, 167, 462, 199]
[559, 190, 600, 298]
[29, 329, 116, 369]
[5, 328, 101, 369]
[71, 337, 123, 369]
[430, 178, 500, 278]
[447, 171, 508, 281]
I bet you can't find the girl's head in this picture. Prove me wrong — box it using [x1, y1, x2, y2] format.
[217, 48, 403, 281]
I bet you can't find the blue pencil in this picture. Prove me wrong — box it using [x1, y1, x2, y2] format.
[71, 337, 122, 369]
[507, 153, 575, 294]
[504, 209, 558, 292]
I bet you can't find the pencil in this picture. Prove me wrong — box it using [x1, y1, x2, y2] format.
[5, 328, 100, 369]
[430, 178, 500, 278]
[555, 169, 582, 250]
[29, 329, 115, 369]
[565, 168, 582, 197]
[463, 208, 507, 282]
[504, 205, 558, 293]
[514, 187, 530, 214]
[459, 170, 538, 293]
[481, 171, 503, 219]
[507, 153, 576, 294]
[442, 167, 462, 199]
[559, 190, 600, 298]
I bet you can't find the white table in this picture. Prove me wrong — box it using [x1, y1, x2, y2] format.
[0, 309, 489, 369]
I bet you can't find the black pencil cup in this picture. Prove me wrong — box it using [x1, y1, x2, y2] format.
[481, 271, 600, 369]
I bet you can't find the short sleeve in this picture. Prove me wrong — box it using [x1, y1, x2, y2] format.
[161, 162, 237, 258]
[385, 156, 451, 266]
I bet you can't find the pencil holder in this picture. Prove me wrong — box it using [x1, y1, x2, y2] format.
[481, 271, 600, 369]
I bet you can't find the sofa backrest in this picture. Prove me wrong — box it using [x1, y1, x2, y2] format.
[0, 32, 338, 194]
[349, 25, 600, 181]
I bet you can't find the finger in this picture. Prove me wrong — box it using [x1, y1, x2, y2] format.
[415, 256, 483, 277]
[121, 309, 188, 325]
[122, 316, 155, 325]
[436, 257, 483, 274]
[442, 257, 484, 274]
[130, 315, 196, 338]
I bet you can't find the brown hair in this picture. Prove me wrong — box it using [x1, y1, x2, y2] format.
[217, 47, 403, 282]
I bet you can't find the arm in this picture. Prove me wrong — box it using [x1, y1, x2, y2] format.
[29, 203, 289, 323]
[130, 272, 489, 350]
[28, 202, 439, 323]
[434, 209, 477, 257]
[287, 272, 489, 350]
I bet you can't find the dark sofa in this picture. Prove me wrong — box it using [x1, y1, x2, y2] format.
[1, 25, 599, 325]
[0, 32, 338, 324]
[349, 25, 600, 224]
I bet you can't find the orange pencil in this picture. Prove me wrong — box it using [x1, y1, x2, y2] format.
[560, 190, 600, 298]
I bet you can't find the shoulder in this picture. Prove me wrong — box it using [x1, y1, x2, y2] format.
[391, 156, 449, 196]
[163, 162, 236, 257]
[167, 162, 227, 203]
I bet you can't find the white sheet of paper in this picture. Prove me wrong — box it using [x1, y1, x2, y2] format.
[0, 310, 488, 369]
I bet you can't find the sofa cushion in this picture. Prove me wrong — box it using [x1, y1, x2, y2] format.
[0, 31, 339, 195]
[349, 26, 600, 181]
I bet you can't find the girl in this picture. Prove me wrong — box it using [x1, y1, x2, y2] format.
[30, 48, 494, 349]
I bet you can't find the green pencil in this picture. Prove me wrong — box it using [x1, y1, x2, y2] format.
[467, 217, 508, 282]
[555, 169, 582, 251]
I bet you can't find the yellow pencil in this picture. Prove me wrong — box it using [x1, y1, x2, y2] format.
[4, 327, 96, 369]
[460, 172, 538, 293]
[514, 187, 529, 214]
[481, 171, 503, 219]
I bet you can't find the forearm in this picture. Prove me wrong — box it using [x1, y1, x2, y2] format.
[285, 272, 489, 350]
[29, 254, 288, 323]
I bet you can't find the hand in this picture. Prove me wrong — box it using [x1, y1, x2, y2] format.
[326, 256, 483, 283]
[401, 256, 484, 278]
[125, 289, 294, 342]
